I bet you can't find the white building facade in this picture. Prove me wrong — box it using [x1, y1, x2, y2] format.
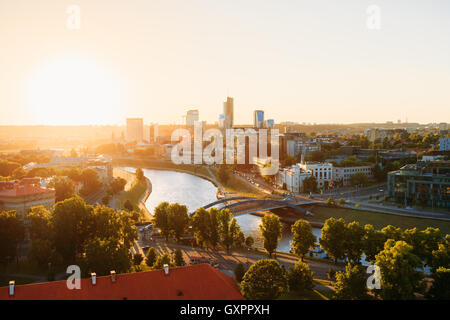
[333, 165, 374, 186]
[298, 162, 334, 189]
[278, 164, 313, 193]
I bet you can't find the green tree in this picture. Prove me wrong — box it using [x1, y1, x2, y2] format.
[218, 209, 240, 252]
[83, 238, 132, 276]
[191, 207, 211, 247]
[123, 199, 134, 212]
[27, 206, 52, 241]
[430, 234, 450, 272]
[152, 202, 171, 241]
[363, 224, 386, 263]
[420, 227, 443, 267]
[234, 262, 246, 283]
[133, 253, 144, 265]
[208, 208, 220, 249]
[291, 219, 316, 261]
[52, 196, 93, 262]
[173, 249, 185, 266]
[153, 253, 173, 269]
[240, 259, 288, 300]
[334, 263, 369, 300]
[27, 238, 53, 269]
[145, 247, 158, 267]
[168, 203, 190, 242]
[302, 176, 318, 193]
[287, 260, 314, 294]
[0, 211, 25, 263]
[12, 167, 27, 179]
[91, 206, 137, 250]
[0, 159, 21, 177]
[259, 214, 282, 257]
[108, 177, 127, 195]
[49, 176, 76, 202]
[376, 240, 423, 300]
[102, 194, 112, 206]
[136, 168, 145, 181]
[79, 168, 102, 196]
[350, 172, 369, 187]
[344, 221, 365, 265]
[381, 225, 403, 242]
[245, 236, 254, 248]
[320, 218, 347, 263]
[427, 267, 450, 300]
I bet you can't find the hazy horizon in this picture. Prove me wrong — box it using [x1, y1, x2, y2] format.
[1, 0, 449, 126]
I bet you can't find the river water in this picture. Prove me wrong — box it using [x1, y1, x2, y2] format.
[123, 167, 321, 253]
[121, 167, 435, 270]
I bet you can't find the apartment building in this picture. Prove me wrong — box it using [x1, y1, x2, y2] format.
[278, 164, 313, 193]
[0, 178, 55, 220]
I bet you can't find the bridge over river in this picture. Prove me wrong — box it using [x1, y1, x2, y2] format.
[190, 197, 320, 217]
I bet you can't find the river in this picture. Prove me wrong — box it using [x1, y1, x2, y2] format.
[122, 167, 323, 253]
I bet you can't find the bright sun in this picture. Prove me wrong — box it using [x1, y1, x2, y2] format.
[27, 56, 124, 125]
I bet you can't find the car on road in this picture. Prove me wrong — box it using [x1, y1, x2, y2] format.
[190, 256, 219, 268]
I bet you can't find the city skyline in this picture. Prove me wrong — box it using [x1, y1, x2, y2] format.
[1, 1, 449, 126]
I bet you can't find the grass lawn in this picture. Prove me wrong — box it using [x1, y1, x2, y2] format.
[119, 178, 147, 210]
[309, 205, 450, 234]
[210, 168, 264, 196]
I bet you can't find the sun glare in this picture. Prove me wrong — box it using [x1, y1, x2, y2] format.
[27, 57, 124, 125]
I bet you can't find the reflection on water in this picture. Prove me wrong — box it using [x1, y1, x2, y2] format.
[124, 167, 319, 253]
[236, 214, 322, 253]
[123, 167, 218, 214]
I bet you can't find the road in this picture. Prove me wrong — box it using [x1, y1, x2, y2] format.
[139, 237, 342, 281]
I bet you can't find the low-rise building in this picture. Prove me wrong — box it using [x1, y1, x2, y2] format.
[387, 161, 450, 209]
[278, 164, 313, 193]
[333, 165, 374, 186]
[440, 137, 450, 151]
[298, 160, 334, 189]
[1, 264, 242, 300]
[0, 178, 55, 220]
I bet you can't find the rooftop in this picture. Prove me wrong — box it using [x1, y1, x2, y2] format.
[1, 264, 242, 300]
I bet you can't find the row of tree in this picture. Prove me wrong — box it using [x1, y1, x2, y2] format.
[153, 203, 251, 252]
[0, 196, 139, 278]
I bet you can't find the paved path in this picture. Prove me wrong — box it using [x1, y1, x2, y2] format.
[141, 238, 343, 281]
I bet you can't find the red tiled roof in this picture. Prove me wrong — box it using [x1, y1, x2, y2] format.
[0, 185, 54, 198]
[0, 264, 242, 300]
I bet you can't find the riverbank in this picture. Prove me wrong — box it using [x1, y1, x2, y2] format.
[112, 158, 263, 197]
[113, 167, 152, 220]
[271, 204, 450, 234]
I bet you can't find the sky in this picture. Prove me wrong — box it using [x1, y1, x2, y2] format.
[0, 0, 449, 125]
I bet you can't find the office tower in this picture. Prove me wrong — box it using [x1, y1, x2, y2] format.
[186, 110, 199, 126]
[254, 110, 264, 128]
[149, 123, 159, 143]
[126, 118, 144, 142]
[218, 114, 227, 130]
[265, 119, 275, 129]
[223, 97, 234, 128]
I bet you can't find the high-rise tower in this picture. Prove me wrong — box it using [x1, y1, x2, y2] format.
[223, 97, 234, 128]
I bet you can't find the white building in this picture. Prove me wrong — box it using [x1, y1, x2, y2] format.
[126, 118, 144, 143]
[278, 164, 313, 193]
[298, 161, 334, 189]
[440, 137, 450, 151]
[333, 165, 373, 186]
